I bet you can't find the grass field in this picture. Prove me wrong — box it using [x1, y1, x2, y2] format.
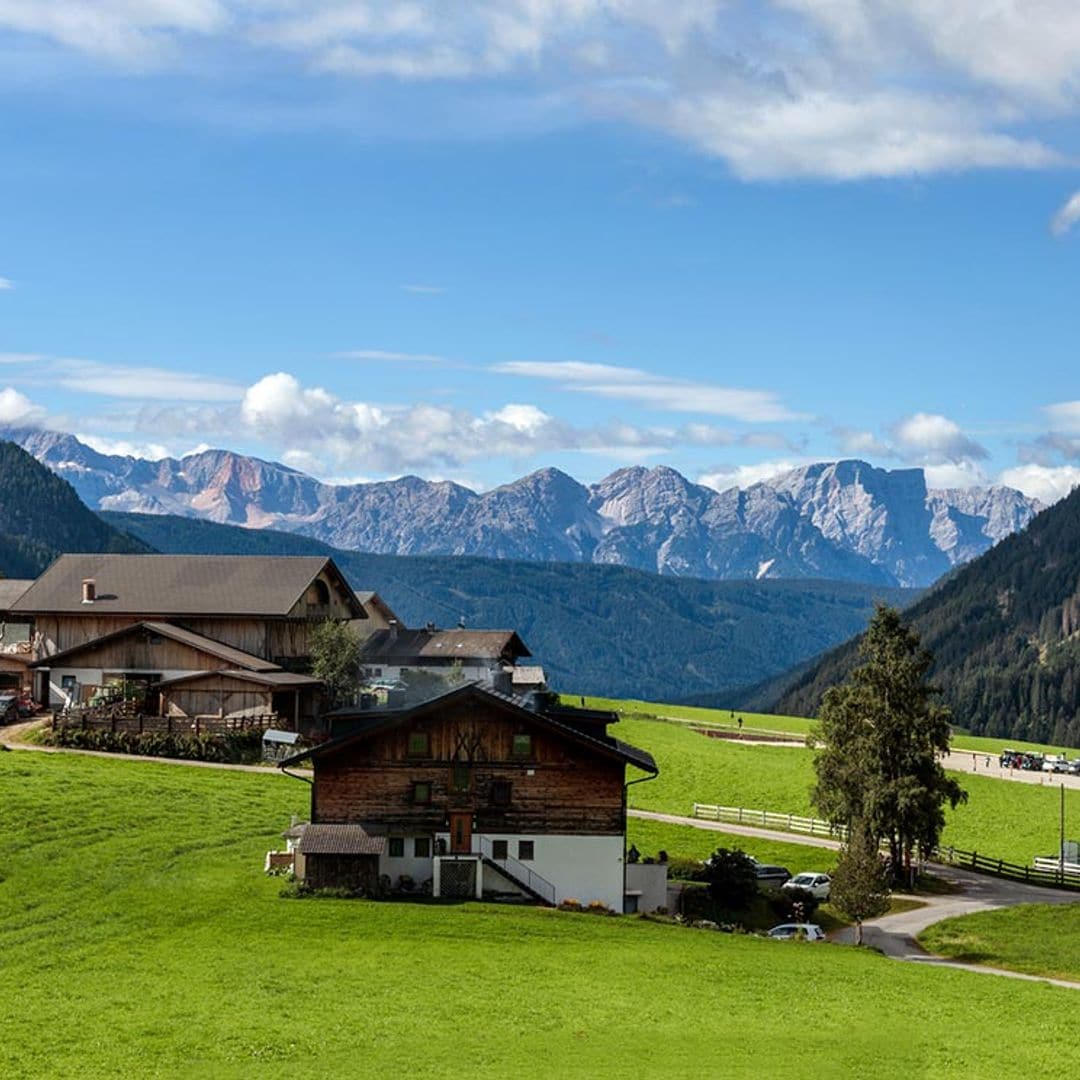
[613, 715, 1073, 866]
[3, 748, 1080, 1079]
[569, 694, 1080, 757]
[919, 904, 1080, 983]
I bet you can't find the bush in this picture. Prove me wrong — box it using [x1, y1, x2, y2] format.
[700, 847, 759, 912]
[665, 856, 704, 881]
[769, 886, 820, 922]
[678, 882, 720, 921]
[43, 726, 264, 764]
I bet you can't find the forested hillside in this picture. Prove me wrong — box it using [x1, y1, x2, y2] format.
[105, 510, 914, 702]
[0, 442, 150, 576]
[775, 487, 1080, 745]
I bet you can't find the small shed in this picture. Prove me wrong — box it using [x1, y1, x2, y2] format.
[263, 728, 301, 763]
[296, 823, 386, 893]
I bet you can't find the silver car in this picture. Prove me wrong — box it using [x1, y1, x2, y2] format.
[782, 872, 832, 901]
[768, 923, 826, 941]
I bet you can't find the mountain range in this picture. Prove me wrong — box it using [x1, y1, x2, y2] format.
[771, 483, 1080, 746]
[4, 427, 1041, 588]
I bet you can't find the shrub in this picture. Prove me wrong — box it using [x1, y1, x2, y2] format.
[769, 886, 820, 922]
[665, 856, 703, 881]
[43, 726, 264, 764]
[700, 847, 759, 912]
[586, 900, 614, 915]
[559, 898, 583, 912]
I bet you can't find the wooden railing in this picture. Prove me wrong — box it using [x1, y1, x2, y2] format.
[692, 803, 1080, 892]
[53, 710, 280, 736]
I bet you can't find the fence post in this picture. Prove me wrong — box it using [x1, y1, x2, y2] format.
[738, 807, 743, 824]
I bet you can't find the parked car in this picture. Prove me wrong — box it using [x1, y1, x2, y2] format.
[1067, 760, 1080, 776]
[768, 923, 826, 941]
[782, 872, 831, 901]
[0, 692, 19, 724]
[748, 857, 791, 888]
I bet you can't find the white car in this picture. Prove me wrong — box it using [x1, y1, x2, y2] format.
[767, 923, 826, 941]
[782, 872, 831, 901]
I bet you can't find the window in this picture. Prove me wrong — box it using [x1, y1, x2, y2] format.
[511, 733, 533, 759]
[490, 779, 512, 807]
[450, 763, 472, 793]
[517, 840, 534, 861]
[410, 781, 432, 805]
[388, 837, 404, 858]
[407, 731, 430, 757]
[492, 839, 509, 860]
[414, 837, 431, 858]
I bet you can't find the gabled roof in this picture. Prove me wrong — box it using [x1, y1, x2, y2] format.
[355, 591, 402, 626]
[359, 628, 531, 662]
[0, 579, 33, 612]
[30, 620, 281, 672]
[12, 554, 366, 618]
[281, 682, 657, 775]
[154, 669, 322, 690]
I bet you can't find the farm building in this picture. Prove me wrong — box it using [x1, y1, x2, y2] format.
[279, 682, 665, 911]
[14, 554, 370, 726]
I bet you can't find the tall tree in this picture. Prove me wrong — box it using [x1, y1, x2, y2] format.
[811, 605, 967, 879]
[310, 619, 362, 708]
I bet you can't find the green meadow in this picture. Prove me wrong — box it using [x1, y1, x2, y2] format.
[611, 713, 1074, 866]
[919, 904, 1080, 983]
[2, 748, 1080, 1079]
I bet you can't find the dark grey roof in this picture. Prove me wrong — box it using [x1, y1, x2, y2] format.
[155, 668, 321, 689]
[297, 823, 386, 856]
[31, 621, 280, 672]
[0, 579, 33, 612]
[359, 628, 530, 662]
[12, 554, 365, 618]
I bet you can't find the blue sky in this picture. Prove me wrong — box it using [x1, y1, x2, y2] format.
[1, 2, 1080, 502]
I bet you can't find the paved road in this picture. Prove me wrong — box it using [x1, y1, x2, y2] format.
[631, 808, 1080, 989]
[943, 749, 1080, 789]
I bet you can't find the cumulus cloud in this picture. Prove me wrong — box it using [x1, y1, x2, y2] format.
[235, 371, 745, 475]
[999, 464, 1080, 505]
[832, 426, 892, 458]
[73, 433, 170, 460]
[494, 360, 803, 422]
[2, 2, 1077, 181]
[890, 412, 988, 464]
[0, 386, 46, 426]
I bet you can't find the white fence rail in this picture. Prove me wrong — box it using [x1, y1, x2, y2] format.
[692, 803, 846, 840]
[1032, 858, 1080, 882]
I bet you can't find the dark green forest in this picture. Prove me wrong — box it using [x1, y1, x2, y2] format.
[776, 486, 1080, 745]
[104, 510, 913, 702]
[0, 441, 149, 576]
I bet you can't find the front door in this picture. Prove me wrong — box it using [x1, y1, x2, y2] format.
[449, 812, 472, 854]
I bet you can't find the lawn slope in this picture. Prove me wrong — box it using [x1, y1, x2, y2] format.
[2, 750, 1079, 1078]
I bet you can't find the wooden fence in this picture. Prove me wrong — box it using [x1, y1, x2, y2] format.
[53, 710, 280, 736]
[692, 802, 1080, 893]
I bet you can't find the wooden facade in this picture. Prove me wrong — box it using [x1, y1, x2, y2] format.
[311, 695, 629, 836]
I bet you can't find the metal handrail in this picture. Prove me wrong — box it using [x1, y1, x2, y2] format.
[477, 835, 557, 904]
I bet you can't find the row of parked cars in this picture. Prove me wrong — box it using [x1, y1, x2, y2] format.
[999, 749, 1080, 774]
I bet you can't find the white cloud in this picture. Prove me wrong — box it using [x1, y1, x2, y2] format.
[494, 360, 803, 422]
[891, 412, 987, 464]
[0, 352, 41, 364]
[50, 357, 243, 402]
[0, 277, 13, 290]
[334, 349, 447, 363]
[4, 2, 1080, 182]
[73, 433, 170, 460]
[832, 426, 892, 458]
[1045, 400, 1080, 434]
[0, 386, 46, 426]
[698, 460, 807, 492]
[923, 461, 988, 490]
[999, 464, 1080, 505]
[1051, 192, 1080, 237]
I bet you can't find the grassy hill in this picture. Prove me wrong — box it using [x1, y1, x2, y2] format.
[0, 440, 150, 576]
[103, 510, 915, 702]
[772, 486, 1080, 745]
[3, 749, 1079, 1078]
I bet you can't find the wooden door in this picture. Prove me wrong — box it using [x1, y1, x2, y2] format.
[449, 812, 472, 854]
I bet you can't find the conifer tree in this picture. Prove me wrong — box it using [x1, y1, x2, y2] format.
[829, 824, 891, 945]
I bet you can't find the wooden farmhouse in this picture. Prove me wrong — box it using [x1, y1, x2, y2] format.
[280, 682, 666, 911]
[0, 578, 36, 693]
[12, 554, 373, 727]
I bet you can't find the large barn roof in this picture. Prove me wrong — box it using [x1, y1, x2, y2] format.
[13, 554, 366, 618]
[359, 628, 530, 662]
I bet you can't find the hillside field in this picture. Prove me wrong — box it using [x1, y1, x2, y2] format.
[587, 709, 1077, 866]
[2, 749, 1079, 1079]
